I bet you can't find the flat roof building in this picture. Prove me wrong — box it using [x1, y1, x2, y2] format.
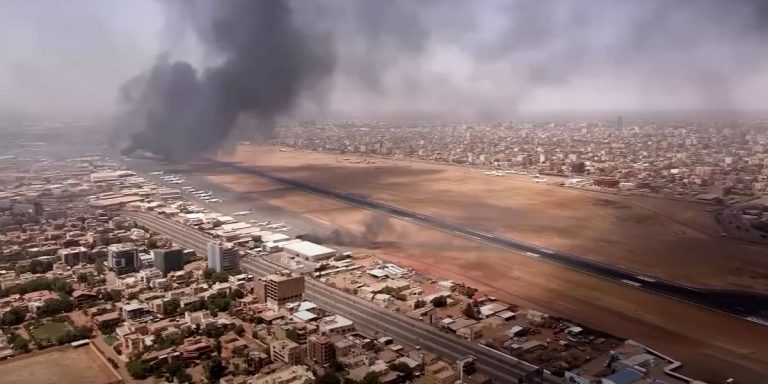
[108, 243, 139, 275]
[282, 241, 336, 261]
[207, 242, 240, 275]
[264, 272, 305, 309]
[153, 248, 185, 276]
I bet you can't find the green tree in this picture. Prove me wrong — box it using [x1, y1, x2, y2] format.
[430, 295, 447, 308]
[37, 295, 75, 317]
[316, 370, 342, 384]
[462, 302, 478, 320]
[8, 333, 29, 352]
[163, 297, 181, 317]
[210, 271, 229, 283]
[203, 268, 214, 280]
[413, 299, 427, 309]
[228, 288, 245, 300]
[361, 372, 382, 384]
[101, 289, 122, 303]
[175, 369, 193, 383]
[388, 362, 415, 381]
[77, 272, 89, 284]
[126, 357, 150, 379]
[234, 324, 245, 336]
[73, 325, 93, 340]
[203, 356, 227, 383]
[1, 306, 28, 326]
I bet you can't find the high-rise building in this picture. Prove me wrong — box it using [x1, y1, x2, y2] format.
[58, 246, 88, 266]
[107, 243, 139, 275]
[153, 248, 185, 276]
[617, 115, 624, 131]
[264, 272, 305, 309]
[307, 335, 335, 365]
[207, 242, 239, 274]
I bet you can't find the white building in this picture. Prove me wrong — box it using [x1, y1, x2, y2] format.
[207, 242, 240, 275]
[282, 241, 336, 262]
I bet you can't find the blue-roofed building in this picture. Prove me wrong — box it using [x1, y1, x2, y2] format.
[602, 368, 644, 384]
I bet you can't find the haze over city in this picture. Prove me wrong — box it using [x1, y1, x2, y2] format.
[1, 2, 768, 384]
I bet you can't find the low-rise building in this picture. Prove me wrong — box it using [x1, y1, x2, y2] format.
[250, 364, 315, 384]
[270, 339, 306, 365]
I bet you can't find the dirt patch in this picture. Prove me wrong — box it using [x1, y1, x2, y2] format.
[0, 346, 118, 384]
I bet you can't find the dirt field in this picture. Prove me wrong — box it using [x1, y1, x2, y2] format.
[0, 346, 118, 384]
[221, 145, 768, 291]
[213, 145, 768, 382]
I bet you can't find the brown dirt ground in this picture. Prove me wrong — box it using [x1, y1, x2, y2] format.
[0, 346, 118, 384]
[213, 145, 768, 382]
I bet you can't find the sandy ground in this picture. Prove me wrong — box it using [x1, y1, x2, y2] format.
[211, 145, 768, 382]
[221, 146, 768, 291]
[0, 346, 118, 384]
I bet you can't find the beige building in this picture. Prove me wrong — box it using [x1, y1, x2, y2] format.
[264, 272, 305, 309]
[424, 360, 457, 384]
[270, 339, 306, 365]
[250, 365, 314, 384]
[307, 335, 335, 365]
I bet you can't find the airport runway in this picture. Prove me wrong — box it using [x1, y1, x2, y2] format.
[219, 162, 768, 326]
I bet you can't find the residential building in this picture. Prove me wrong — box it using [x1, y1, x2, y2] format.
[207, 242, 240, 274]
[264, 272, 305, 309]
[307, 335, 335, 365]
[123, 302, 151, 321]
[153, 247, 185, 276]
[58, 246, 88, 266]
[318, 315, 355, 336]
[250, 365, 315, 384]
[270, 339, 306, 365]
[108, 243, 139, 275]
[424, 360, 457, 384]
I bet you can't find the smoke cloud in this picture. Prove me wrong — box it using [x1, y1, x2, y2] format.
[114, 0, 768, 159]
[118, 0, 333, 160]
[300, 215, 398, 249]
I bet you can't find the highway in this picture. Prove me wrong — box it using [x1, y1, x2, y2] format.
[125, 211, 558, 384]
[219, 162, 768, 325]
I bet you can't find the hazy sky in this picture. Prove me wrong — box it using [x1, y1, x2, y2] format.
[2, 0, 768, 119]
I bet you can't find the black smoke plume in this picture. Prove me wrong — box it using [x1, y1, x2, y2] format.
[299, 215, 398, 249]
[118, 0, 333, 161]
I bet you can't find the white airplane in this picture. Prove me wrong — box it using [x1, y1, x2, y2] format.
[266, 222, 285, 229]
[255, 221, 270, 226]
[169, 180, 184, 184]
[276, 227, 290, 232]
[233, 210, 252, 216]
[149, 170, 164, 175]
[205, 198, 222, 203]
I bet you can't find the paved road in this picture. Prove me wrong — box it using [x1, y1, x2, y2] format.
[218, 162, 768, 326]
[125, 211, 557, 384]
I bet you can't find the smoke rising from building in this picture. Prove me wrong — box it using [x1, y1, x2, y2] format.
[112, 0, 768, 160]
[117, 0, 333, 160]
[300, 215, 397, 249]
